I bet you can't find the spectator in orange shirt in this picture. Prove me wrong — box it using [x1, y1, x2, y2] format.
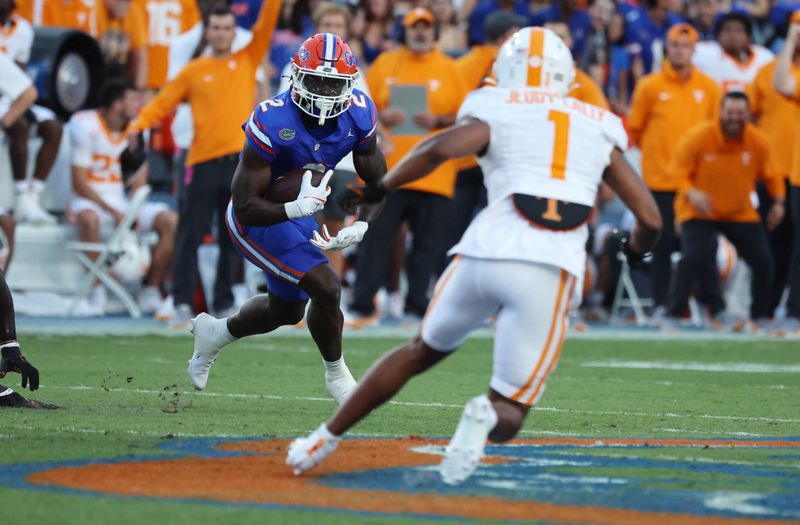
[27, 0, 102, 37]
[347, 7, 466, 323]
[627, 23, 721, 318]
[98, 0, 149, 89]
[773, 13, 800, 333]
[666, 92, 786, 327]
[130, 0, 280, 327]
[748, 49, 799, 320]
[134, 0, 200, 90]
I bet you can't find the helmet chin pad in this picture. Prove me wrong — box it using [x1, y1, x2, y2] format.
[291, 64, 357, 123]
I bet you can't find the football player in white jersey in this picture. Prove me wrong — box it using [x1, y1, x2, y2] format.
[693, 12, 773, 93]
[286, 27, 662, 483]
[68, 79, 177, 317]
[0, 0, 64, 225]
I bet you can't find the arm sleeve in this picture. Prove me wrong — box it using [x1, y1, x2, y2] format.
[132, 69, 190, 130]
[626, 80, 650, 147]
[672, 134, 697, 194]
[15, 21, 34, 63]
[68, 119, 93, 168]
[244, 0, 281, 65]
[601, 113, 629, 151]
[242, 105, 279, 162]
[354, 95, 379, 152]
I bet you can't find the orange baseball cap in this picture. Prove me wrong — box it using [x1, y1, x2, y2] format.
[667, 23, 699, 44]
[403, 7, 435, 27]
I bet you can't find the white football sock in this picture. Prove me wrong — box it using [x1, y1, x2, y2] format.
[323, 356, 348, 377]
[30, 179, 46, 194]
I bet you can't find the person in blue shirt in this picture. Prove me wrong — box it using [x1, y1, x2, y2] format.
[531, 0, 592, 58]
[624, 0, 683, 73]
[467, 0, 531, 45]
[187, 33, 387, 405]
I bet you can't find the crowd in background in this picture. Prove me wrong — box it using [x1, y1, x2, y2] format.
[1, 0, 799, 334]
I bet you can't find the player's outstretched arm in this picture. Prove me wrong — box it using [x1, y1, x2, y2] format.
[231, 144, 294, 226]
[602, 148, 662, 256]
[340, 119, 490, 212]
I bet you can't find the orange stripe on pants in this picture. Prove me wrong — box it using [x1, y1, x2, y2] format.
[524, 275, 576, 406]
[510, 268, 568, 402]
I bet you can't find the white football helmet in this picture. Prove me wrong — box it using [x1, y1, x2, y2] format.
[493, 27, 575, 96]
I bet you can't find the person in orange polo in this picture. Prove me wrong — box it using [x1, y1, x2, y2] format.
[627, 23, 721, 317]
[666, 92, 786, 327]
[748, 33, 800, 321]
[130, 0, 280, 327]
[347, 7, 466, 322]
[773, 12, 800, 332]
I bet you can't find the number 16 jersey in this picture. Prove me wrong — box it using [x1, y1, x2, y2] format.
[451, 86, 628, 279]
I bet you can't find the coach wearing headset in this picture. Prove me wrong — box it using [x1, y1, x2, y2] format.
[345, 7, 466, 325]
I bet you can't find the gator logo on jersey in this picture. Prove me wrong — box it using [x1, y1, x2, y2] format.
[297, 46, 310, 62]
[279, 129, 296, 141]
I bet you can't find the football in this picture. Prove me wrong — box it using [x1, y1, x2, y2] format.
[265, 168, 327, 203]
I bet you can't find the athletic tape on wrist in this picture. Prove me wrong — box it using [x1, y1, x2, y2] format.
[0, 341, 20, 350]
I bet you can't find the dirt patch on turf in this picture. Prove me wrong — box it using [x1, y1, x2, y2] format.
[26, 437, 800, 524]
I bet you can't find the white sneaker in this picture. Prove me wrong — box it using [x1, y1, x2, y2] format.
[286, 423, 342, 475]
[324, 364, 357, 405]
[155, 295, 175, 321]
[187, 312, 233, 390]
[15, 192, 56, 225]
[170, 303, 192, 329]
[89, 285, 107, 314]
[440, 394, 498, 485]
[138, 286, 162, 314]
[380, 290, 404, 320]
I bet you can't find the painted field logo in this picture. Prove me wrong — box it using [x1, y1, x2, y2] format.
[5, 437, 799, 523]
[279, 129, 296, 141]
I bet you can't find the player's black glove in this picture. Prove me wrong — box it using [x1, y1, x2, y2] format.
[611, 228, 652, 268]
[0, 345, 39, 391]
[338, 180, 387, 214]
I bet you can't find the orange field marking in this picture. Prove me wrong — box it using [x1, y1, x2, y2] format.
[27, 437, 800, 524]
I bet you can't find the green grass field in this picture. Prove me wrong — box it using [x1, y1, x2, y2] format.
[1, 332, 798, 524]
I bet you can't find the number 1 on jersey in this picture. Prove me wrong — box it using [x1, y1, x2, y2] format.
[548, 110, 570, 180]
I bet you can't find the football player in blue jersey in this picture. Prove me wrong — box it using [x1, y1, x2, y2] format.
[187, 33, 386, 404]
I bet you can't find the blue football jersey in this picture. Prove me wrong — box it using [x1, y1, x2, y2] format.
[242, 89, 378, 180]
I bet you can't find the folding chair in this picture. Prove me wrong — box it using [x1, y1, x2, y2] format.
[610, 252, 654, 326]
[67, 185, 152, 318]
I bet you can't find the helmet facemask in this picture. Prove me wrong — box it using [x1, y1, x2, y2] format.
[291, 63, 357, 125]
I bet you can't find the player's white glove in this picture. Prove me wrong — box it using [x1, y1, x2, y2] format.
[284, 170, 334, 219]
[286, 423, 342, 475]
[310, 221, 368, 251]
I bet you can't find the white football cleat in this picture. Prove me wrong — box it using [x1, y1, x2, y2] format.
[154, 295, 176, 321]
[325, 366, 357, 405]
[187, 313, 233, 390]
[286, 423, 342, 475]
[440, 394, 498, 485]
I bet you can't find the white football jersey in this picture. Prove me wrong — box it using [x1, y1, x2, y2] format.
[693, 41, 773, 93]
[0, 15, 34, 64]
[450, 86, 628, 279]
[68, 110, 128, 200]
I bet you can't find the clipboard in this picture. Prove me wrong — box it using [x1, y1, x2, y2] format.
[390, 84, 429, 136]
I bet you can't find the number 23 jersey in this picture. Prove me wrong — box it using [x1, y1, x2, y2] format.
[451, 86, 628, 279]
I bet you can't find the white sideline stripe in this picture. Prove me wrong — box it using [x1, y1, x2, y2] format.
[4, 424, 249, 438]
[247, 117, 272, 147]
[61, 386, 800, 423]
[225, 206, 300, 284]
[582, 360, 800, 373]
